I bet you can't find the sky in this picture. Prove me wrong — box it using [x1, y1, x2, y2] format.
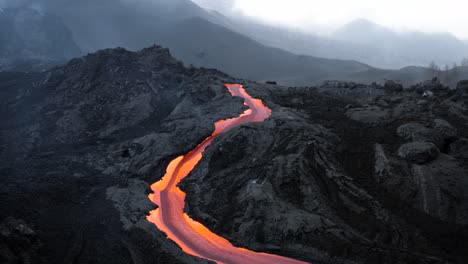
[192, 0, 468, 39]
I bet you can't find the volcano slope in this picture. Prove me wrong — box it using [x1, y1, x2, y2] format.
[1, 46, 468, 264]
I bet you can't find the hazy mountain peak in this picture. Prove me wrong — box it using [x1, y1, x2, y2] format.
[0, 5, 81, 71]
[334, 18, 392, 40]
[343, 18, 385, 30]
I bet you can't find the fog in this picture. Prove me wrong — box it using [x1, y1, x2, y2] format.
[193, 0, 468, 39]
[1, 0, 468, 70]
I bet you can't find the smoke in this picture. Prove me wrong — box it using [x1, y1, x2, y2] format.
[0, 0, 46, 14]
[0, 0, 32, 8]
[191, 0, 235, 11]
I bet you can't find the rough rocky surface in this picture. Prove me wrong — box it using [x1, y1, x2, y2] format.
[384, 80, 403, 92]
[410, 78, 449, 94]
[1, 46, 468, 264]
[397, 142, 439, 164]
[0, 217, 42, 264]
[457, 80, 468, 92]
[181, 80, 468, 264]
[1, 45, 242, 264]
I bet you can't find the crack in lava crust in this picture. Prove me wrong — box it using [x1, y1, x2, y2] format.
[147, 84, 309, 264]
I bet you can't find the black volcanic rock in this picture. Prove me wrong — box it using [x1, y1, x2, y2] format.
[182, 82, 468, 263]
[1, 46, 468, 264]
[0, 45, 243, 264]
[457, 80, 468, 92]
[384, 79, 403, 92]
[0, 218, 42, 264]
[396, 119, 457, 150]
[396, 122, 432, 141]
[398, 141, 439, 164]
[450, 138, 468, 159]
[410, 77, 449, 94]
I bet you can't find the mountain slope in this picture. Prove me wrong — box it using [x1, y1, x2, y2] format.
[159, 17, 370, 83]
[0, 6, 81, 71]
[43, 0, 216, 52]
[38, 1, 373, 85]
[333, 19, 468, 68]
[218, 15, 468, 69]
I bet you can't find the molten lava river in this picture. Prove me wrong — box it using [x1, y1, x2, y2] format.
[147, 84, 308, 264]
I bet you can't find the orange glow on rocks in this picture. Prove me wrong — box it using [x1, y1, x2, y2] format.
[147, 84, 309, 264]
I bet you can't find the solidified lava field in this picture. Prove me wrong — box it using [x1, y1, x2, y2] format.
[1, 46, 468, 264]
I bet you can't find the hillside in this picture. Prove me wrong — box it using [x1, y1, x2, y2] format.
[333, 19, 468, 68]
[0, 6, 81, 71]
[158, 17, 370, 83]
[1, 45, 468, 264]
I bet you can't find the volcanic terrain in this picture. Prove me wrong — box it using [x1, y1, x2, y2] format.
[1, 46, 468, 264]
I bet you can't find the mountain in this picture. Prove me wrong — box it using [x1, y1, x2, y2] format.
[333, 18, 394, 44]
[1, 45, 468, 264]
[42, 0, 466, 87]
[1, 1, 466, 86]
[214, 14, 468, 69]
[0, 6, 81, 71]
[42, 0, 216, 52]
[31, 0, 372, 84]
[158, 17, 370, 83]
[332, 19, 468, 68]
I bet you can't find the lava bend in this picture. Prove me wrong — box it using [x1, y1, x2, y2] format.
[147, 84, 308, 264]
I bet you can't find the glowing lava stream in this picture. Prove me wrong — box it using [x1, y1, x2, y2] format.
[147, 84, 308, 264]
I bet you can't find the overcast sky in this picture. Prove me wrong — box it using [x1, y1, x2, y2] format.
[193, 0, 468, 39]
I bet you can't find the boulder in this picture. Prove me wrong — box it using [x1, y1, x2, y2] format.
[384, 80, 403, 92]
[106, 180, 157, 230]
[457, 80, 468, 92]
[0, 218, 41, 264]
[396, 120, 457, 149]
[411, 78, 448, 94]
[411, 154, 468, 223]
[398, 142, 439, 164]
[432, 119, 457, 140]
[449, 138, 468, 159]
[396, 122, 432, 141]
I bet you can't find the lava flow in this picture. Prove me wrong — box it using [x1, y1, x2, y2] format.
[147, 84, 308, 264]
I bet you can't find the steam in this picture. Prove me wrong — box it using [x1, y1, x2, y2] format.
[0, 0, 45, 14]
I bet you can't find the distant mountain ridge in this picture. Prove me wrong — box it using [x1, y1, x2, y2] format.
[332, 19, 468, 68]
[0, 5, 81, 71]
[3, 0, 372, 84]
[0, 0, 467, 86]
[209, 9, 468, 69]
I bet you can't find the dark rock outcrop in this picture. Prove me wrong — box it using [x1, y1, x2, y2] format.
[457, 80, 468, 92]
[398, 142, 439, 164]
[0, 218, 42, 264]
[410, 77, 448, 94]
[449, 138, 468, 159]
[396, 119, 458, 150]
[384, 79, 403, 92]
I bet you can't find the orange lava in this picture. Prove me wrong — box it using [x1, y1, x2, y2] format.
[147, 84, 309, 264]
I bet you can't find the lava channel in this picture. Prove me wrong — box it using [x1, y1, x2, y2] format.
[147, 84, 309, 264]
